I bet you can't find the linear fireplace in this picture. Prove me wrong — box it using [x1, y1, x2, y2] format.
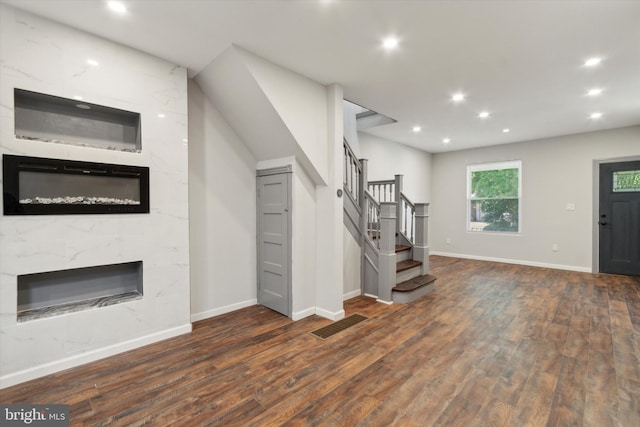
[14, 88, 142, 153]
[18, 261, 143, 322]
[3, 155, 150, 215]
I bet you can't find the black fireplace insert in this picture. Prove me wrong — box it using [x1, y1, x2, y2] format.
[3, 154, 149, 215]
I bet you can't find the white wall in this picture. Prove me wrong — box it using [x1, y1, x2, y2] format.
[342, 100, 362, 300]
[430, 125, 640, 271]
[343, 227, 361, 300]
[292, 161, 317, 319]
[238, 48, 329, 184]
[188, 80, 258, 321]
[343, 100, 361, 157]
[359, 132, 432, 203]
[195, 46, 328, 185]
[196, 46, 344, 321]
[0, 5, 191, 387]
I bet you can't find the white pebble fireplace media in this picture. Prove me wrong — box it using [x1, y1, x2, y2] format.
[3, 154, 150, 215]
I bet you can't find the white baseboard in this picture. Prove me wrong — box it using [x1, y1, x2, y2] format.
[315, 307, 345, 321]
[364, 293, 378, 299]
[292, 307, 316, 321]
[376, 299, 394, 305]
[190, 299, 257, 322]
[343, 289, 362, 301]
[430, 251, 592, 273]
[0, 324, 192, 390]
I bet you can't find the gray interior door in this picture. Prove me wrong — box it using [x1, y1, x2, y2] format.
[599, 161, 640, 276]
[257, 170, 292, 316]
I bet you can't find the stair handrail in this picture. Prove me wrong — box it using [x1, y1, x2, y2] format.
[400, 192, 416, 244]
[343, 139, 362, 205]
[364, 190, 381, 249]
[368, 179, 395, 203]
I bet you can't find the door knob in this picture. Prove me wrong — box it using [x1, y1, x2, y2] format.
[599, 221, 608, 226]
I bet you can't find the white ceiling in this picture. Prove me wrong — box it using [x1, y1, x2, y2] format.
[2, 0, 639, 153]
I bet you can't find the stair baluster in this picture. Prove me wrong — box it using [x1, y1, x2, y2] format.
[364, 191, 380, 249]
[343, 139, 362, 205]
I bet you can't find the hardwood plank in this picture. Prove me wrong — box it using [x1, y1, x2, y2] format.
[490, 338, 540, 406]
[546, 356, 588, 427]
[510, 371, 558, 426]
[583, 350, 618, 427]
[616, 377, 640, 427]
[471, 397, 514, 427]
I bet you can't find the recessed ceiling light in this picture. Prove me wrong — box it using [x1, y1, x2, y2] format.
[75, 104, 91, 110]
[478, 111, 490, 119]
[584, 57, 602, 67]
[502, 128, 510, 133]
[451, 93, 465, 103]
[443, 138, 451, 144]
[158, 113, 166, 118]
[590, 112, 603, 120]
[586, 88, 603, 96]
[412, 126, 422, 133]
[382, 36, 399, 50]
[87, 59, 99, 67]
[107, 1, 127, 14]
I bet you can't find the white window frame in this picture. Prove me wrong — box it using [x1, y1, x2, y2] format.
[467, 160, 522, 233]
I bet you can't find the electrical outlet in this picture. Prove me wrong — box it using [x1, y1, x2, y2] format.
[566, 203, 575, 211]
[552, 243, 558, 252]
[446, 237, 452, 244]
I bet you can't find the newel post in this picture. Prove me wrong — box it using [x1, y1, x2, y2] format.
[414, 203, 430, 275]
[359, 158, 368, 293]
[358, 159, 368, 214]
[394, 174, 403, 242]
[378, 202, 397, 304]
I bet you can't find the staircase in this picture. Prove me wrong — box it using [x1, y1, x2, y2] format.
[394, 245, 437, 303]
[343, 138, 435, 304]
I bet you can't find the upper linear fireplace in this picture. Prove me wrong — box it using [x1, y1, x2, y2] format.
[14, 88, 142, 153]
[3, 154, 150, 215]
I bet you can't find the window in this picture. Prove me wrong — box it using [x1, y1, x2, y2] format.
[613, 170, 640, 192]
[467, 160, 521, 233]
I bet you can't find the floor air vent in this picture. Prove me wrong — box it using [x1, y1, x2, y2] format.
[311, 313, 368, 339]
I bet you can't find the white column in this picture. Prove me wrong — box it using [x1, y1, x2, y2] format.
[414, 203, 430, 275]
[314, 83, 345, 320]
[394, 174, 403, 242]
[377, 202, 397, 304]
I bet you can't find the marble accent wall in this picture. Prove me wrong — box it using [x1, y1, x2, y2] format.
[0, 5, 191, 387]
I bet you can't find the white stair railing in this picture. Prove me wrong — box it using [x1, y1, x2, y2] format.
[364, 190, 381, 249]
[400, 193, 415, 244]
[368, 180, 395, 203]
[343, 140, 362, 204]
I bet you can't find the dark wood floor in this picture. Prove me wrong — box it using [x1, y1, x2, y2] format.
[2, 256, 639, 426]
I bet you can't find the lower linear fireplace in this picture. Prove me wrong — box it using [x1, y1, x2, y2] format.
[3, 154, 149, 215]
[17, 261, 143, 322]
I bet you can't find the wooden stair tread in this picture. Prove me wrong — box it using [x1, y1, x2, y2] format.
[393, 274, 437, 292]
[396, 259, 422, 272]
[395, 245, 411, 253]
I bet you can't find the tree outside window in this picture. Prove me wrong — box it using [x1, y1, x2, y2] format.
[467, 161, 521, 233]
